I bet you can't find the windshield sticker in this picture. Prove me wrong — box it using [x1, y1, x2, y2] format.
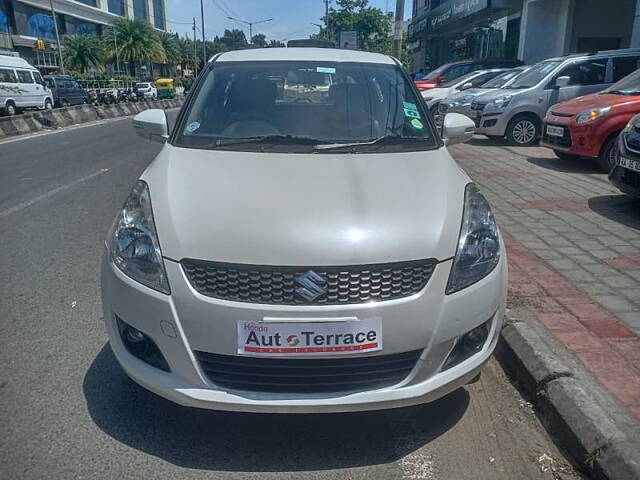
[411, 119, 424, 130]
[404, 108, 421, 119]
[186, 121, 200, 133]
[316, 66, 336, 74]
[403, 102, 418, 111]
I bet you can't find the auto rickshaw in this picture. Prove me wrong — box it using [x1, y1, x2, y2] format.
[155, 78, 176, 99]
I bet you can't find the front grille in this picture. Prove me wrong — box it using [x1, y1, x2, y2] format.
[549, 110, 573, 117]
[182, 259, 436, 305]
[195, 350, 421, 393]
[542, 124, 572, 148]
[471, 101, 486, 111]
[620, 168, 640, 189]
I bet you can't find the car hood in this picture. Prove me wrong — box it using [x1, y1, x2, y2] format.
[447, 88, 492, 102]
[424, 87, 455, 102]
[142, 145, 470, 266]
[550, 93, 640, 114]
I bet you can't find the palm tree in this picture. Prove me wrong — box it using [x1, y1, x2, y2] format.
[103, 18, 165, 77]
[62, 34, 104, 73]
[158, 32, 182, 76]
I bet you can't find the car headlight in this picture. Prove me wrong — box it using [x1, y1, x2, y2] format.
[106, 180, 170, 294]
[459, 94, 474, 106]
[486, 96, 512, 111]
[576, 106, 611, 124]
[446, 184, 500, 294]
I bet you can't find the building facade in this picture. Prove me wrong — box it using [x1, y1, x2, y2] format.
[409, 0, 638, 72]
[0, 0, 167, 72]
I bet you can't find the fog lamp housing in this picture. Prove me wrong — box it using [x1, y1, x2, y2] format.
[441, 318, 492, 371]
[116, 316, 170, 372]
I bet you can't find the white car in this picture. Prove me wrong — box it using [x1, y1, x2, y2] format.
[421, 69, 507, 112]
[135, 82, 157, 99]
[102, 47, 507, 413]
[0, 54, 53, 115]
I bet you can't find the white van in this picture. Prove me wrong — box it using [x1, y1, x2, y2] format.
[0, 54, 53, 116]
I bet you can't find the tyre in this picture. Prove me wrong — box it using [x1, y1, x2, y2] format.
[597, 135, 618, 173]
[4, 101, 16, 116]
[44, 99, 53, 111]
[506, 114, 540, 146]
[553, 150, 579, 161]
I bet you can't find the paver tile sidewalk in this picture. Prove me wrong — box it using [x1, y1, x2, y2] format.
[450, 139, 640, 421]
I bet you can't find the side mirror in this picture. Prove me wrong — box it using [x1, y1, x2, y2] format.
[555, 76, 570, 88]
[133, 109, 168, 143]
[459, 82, 473, 91]
[442, 113, 475, 146]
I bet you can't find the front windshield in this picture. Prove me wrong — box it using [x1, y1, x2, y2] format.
[505, 61, 562, 89]
[603, 68, 640, 95]
[423, 64, 448, 80]
[440, 71, 477, 89]
[175, 61, 437, 153]
[482, 69, 523, 88]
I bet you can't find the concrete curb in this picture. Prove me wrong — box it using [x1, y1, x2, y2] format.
[496, 312, 640, 480]
[0, 97, 184, 140]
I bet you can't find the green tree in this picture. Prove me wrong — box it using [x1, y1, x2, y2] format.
[158, 31, 182, 76]
[62, 34, 105, 73]
[321, 0, 392, 53]
[103, 18, 165, 77]
[251, 33, 267, 48]
[220, 29, 248, 50]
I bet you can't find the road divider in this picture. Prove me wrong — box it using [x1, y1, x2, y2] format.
[0, 98, 184, 140]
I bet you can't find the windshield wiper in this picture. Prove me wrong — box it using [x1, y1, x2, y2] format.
[313, 134, 428, 152]
[206, 135, 325, 148]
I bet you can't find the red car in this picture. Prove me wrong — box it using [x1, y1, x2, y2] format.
[542, 68, 640, 172]
[415, 59, 523, 92]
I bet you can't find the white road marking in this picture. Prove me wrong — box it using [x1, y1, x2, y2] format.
[0, 169, 107, 218]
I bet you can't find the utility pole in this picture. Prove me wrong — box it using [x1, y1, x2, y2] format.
[193, 17, 198, 76]
[324, 0, 330, 41]
[200, 0, 206, 64]
[49, 0, 64, 74]
[392, 0, 405, 59]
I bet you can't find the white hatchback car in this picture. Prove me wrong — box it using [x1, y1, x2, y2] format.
[102, 48, 507, 413]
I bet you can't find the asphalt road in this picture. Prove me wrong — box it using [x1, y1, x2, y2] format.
[0, 115, 580, 480]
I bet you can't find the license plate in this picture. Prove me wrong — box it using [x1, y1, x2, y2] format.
[619, 156, 640, 173]
[237, 318, 382, 356]
[546, 125, 564, 137]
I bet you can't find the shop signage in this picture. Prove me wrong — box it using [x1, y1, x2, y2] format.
[428, 0, 488, 31]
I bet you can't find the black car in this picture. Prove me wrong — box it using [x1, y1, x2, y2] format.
[610, 114, 640, 198]
[43, 75, 88, 107]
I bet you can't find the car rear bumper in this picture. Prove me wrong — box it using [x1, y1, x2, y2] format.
[101, 247, 507, 413]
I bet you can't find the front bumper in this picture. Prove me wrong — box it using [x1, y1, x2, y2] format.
[609, 164, 640, 198]
[476, 112, 508, 136]
[540, 116, 601, 157]
[101, 249, 507, 413]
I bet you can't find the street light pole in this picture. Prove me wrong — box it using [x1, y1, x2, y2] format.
[193, 17, 198, 76]
[113, 28, 120, 75]
[48, 0, 64, 73]
[392, 0, 405, 59]
[227, 17, 273, 45]
[200, 0, 206, 63]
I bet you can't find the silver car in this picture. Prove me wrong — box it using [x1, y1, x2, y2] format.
[101, 47, 507, 413]
[441, 67, 528, 122]
[473, 48, 640, 145]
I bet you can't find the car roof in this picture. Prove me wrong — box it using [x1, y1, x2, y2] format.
[545, 47, 640, 62]
[0, 54, 37, 70]
[214, 47, 396, 65]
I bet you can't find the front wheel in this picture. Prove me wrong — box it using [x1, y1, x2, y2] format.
[597, 135, 618, 173]
[553, 150, 579, 161]
[4, 102, 16, 116]
[506, 115, 540, 146]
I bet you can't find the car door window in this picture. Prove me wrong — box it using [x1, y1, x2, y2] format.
[612, 56, 640, 82]
[44, 78, 55, 88]
[441, 65, 467, 82]
[33, 72, 45, 86]
[16, 70, 34, 83]
[468, 71, 502, 88]
[556, 60, 607, 86]
[0, 68, 18, 83]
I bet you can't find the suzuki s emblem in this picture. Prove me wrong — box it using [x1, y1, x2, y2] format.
[295, 271, 326, 302]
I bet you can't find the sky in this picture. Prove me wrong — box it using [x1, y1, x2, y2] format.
[167, 0, 412, 43]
